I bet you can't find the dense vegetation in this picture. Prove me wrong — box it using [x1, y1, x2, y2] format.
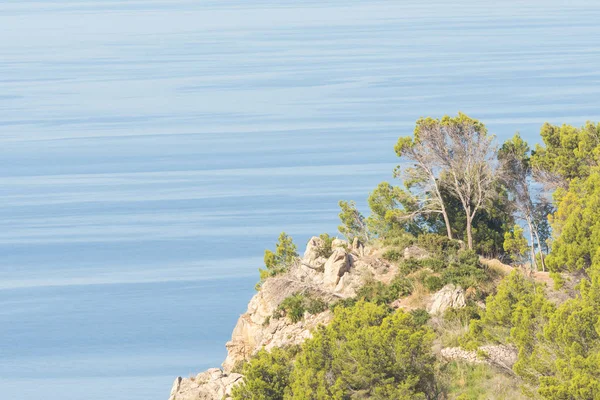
[241, 115, 600, 399]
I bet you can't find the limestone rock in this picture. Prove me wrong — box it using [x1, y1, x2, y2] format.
[173, 235, 402, 399]
[331, 238, 348, 249]
[428, 284, 466, 314]
[441, 345, 518, 372]
[302, 236, 327, 269]
[168, 368, 243, 400]
[404, 245, 430, 260]
[323, 249, 351, 290]
[351, 237, 365, 256]
[221, 274, 336, 372]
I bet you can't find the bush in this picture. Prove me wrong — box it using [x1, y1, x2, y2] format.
[305, 297, 327, 315]
[383, 248, 404, 262]
[417, 233, 461, 255]
[443, 302, 481, 324]
[231, 347, 294, 400]
[423, 275, 444, 292]
[275, 293, 328, 323]
[383, 233, 415, 249]
[441, 250, 487, 289]
[410, 308, 431, 326]
[397, 258, 423, 275]
[315, 233, 334, 259]
[256, 232, 298, 290]
[355, 275, 413, 305]
[288, 301, 436, 399]
[419, 257, 446, 272]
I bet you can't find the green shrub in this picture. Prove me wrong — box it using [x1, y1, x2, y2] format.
[231, 347, 294, 400]
[397, 258, 423, 275]
[417, 233, 461, 255]
[419, 257, 446, 272]
[383, 248, 403, 262]
[441, 250, 487, 288]
[280, 294, 306, 323]
[423, 275, 444, 292]
[549, 271, 565, 290]
[356, 275, 413, 305]
[315, 233, 334, 259]
[256, 232, 298, 290]
[288, 301, 436, 399]
[438, 361, 525, 400]
[305, 297, 327, 314]
[383, 233, 415, 249]
[275, 293, 328, 323]
[443, 302, 481, 323]
[410, 308, 431, 326]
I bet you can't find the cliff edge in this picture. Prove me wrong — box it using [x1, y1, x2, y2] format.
[168, 236, 396, 400]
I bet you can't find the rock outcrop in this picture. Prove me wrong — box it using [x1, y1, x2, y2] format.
[169, 236, 393, 400]
[168, 369, 243, 400]
[428, 284, 466, 314]
[323, 248, 352, 290]
[441, 345, 518, 372]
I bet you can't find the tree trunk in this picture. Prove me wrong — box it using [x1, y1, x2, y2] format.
[441, 205, 453, 240]
[466, 216, 473, 250]
[532, 227, 546, 272]
[526, 219, 537, 271]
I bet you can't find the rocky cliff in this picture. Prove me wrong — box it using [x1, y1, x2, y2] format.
[168, 236, 399, 400]
[167, 236, 478, 400]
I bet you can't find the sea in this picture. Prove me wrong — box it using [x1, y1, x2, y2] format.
[1, 1, 600, 398]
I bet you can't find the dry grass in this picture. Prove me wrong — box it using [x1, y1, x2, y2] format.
[439, 361, 530, 400]
[480, 257, 513, 276]
[431, 317, 471, 349]
[395, 281, 431, 311]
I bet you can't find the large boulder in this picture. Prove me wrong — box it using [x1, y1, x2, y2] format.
[221, 275, 335, 372]
[351, 237, 365, 256]
[428, 284, 466, 314]
[169, 368, 243, 400]
[323, 248, 352, 290]
[331, 238, 348, 249]
[302, 236, 327, 269]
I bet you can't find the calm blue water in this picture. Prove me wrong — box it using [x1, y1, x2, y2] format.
[2, 1, 600, 399]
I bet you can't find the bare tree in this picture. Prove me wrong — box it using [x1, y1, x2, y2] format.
[499, 133, 546, 271]
[394, 134, 454, 240]
[413, 113, 498, 250]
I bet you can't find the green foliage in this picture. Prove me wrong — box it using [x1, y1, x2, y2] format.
[338, 200, 369, 242]
[533, 275, 600, 399]
[288, 301, 436, 399]
[277, 294, 306, 323]
[415, 233, 461, 256]
[460, 270, 553, 356]
[440, 250, 487, 290]
[382, 248, 403, 262]
[410, 308, 431, 326]
[231, 347, 295, 400]
[257, 232, 299, 290]
[443, 301, 482, 324]
[438, 361, 527, 400]
[503, 225, 529, 264]
[367, 182, 419, 237]
[438, 184, 514, 257]
[422, 274, 444, 292]
[354, 275, 413, 305]
[546, 169, 600, 272]
[382, 233, 415, 249]
[274, 293, 328, 323]
[315, 233, 334, 259]
[531, 121, 600, 188]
